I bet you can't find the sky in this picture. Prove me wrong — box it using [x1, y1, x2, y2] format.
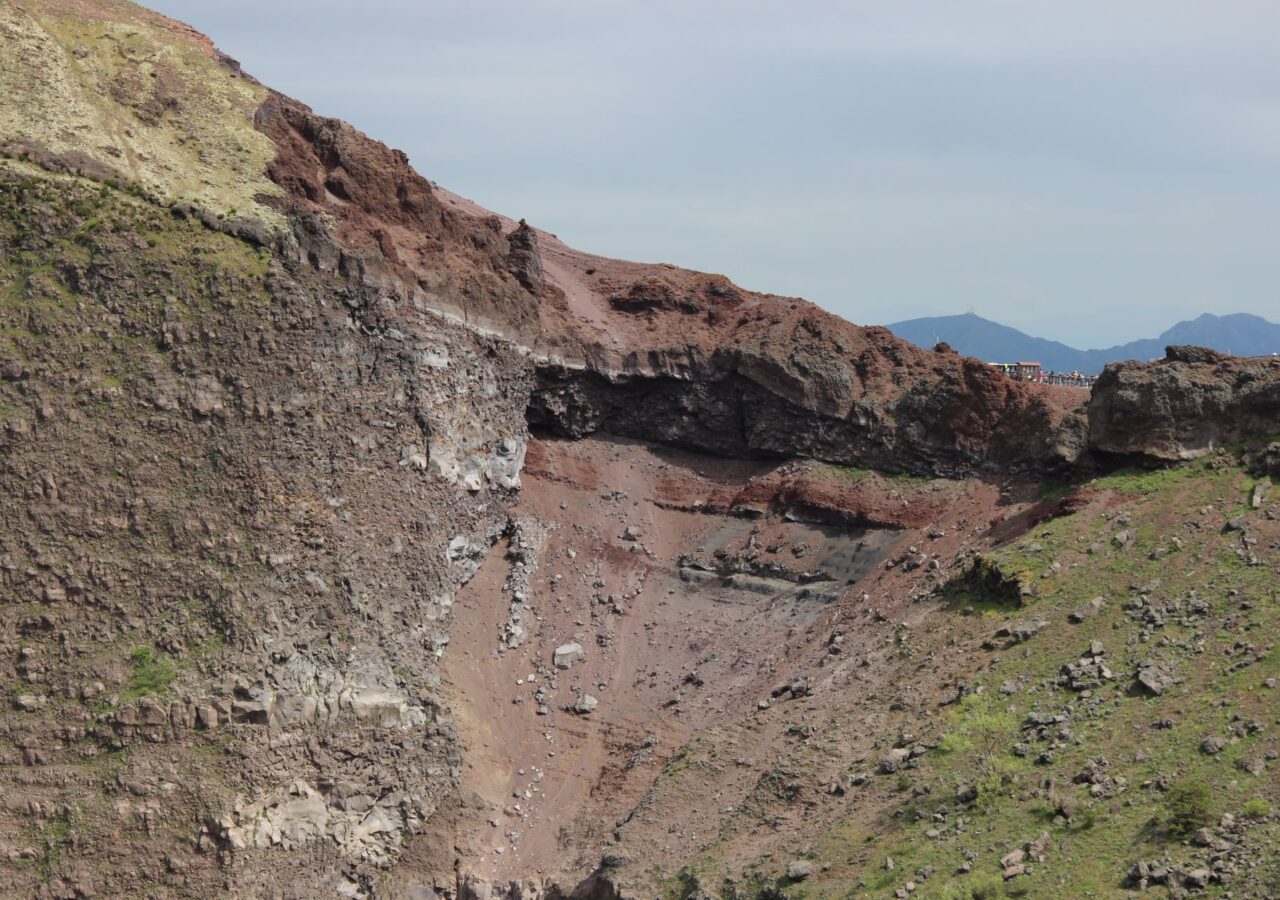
[147, 0, 1280, 348]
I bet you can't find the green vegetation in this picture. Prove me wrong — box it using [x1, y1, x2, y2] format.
[720, 872, 786, 900]
[965, 873, 1007, 899]
[122, 646, 176, 701]
[1086, 457, 1218, 497]
[818, 463, 873, 486]
[1241, 798, 1272, 820]
[1159, 779, 1214, 838]
[704, 452, 1280, 898]
[950, 553, 1035, 608]
[818, 462, 934, 490]
[667, 868, 702, 900]
[944, 694, 1019, 781]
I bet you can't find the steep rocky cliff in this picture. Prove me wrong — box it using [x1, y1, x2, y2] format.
[251, 86, 1090, 480]
[0, 148, 532, 896]
[1, 3, 1279, 900]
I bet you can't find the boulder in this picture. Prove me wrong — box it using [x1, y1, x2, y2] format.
[1000, 848, 1026, 868]
[878, 748, 911, 774]
[1249, 442, 1280, 477]
[13, 693, 45, 712]
[1183, 868, 1212, 890]
[1136, 660, 1180, 696]
[553, 642, 585, 670]
[573, 694, 598, 715]
[997, 620, 1050, 644]
[1201, 735, 1227, 755]
[1088, 348, 1280, 462]
[1068, 596, 1106, 623]
[1252, 481, 1271, 509]
[786, 861, 815, 881]
[1060, 652, 1114, 691]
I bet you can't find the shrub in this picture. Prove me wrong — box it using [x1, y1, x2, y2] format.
[939, 732, 975, 754]
[1241, 798, 1271, 820]
[952, 694, 1018, 774]
[719, 872, 784, 900]
[124, 646, 176, 700]
[961, 555, 1033, 607]
[969, 768, 1008, 811]
[670, 868, 700, 900]
[1161, 779, 1213, 837]
[968, 872, 1005, 899]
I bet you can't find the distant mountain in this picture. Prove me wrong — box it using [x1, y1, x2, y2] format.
[886, 314, 1089, 373]
[886, 312, 1280, 374]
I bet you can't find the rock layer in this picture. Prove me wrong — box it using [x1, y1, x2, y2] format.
[529, 338, 1088, 477]
[247, 58, 1092, 479]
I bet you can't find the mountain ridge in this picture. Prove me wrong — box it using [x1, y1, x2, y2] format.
[887, 311, 1280, 373]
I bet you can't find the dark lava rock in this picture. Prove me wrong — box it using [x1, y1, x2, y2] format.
[1088, 347, 1280, 463]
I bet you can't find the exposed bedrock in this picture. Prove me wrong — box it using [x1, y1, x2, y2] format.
[245, 79, 1097, 481]
[8, 4, 1280, 896]
[529, 350, 1089, 478]
[252, 91, 547, 342]
[455, 868, 622, 900]
[1088, 345, 1280, 462]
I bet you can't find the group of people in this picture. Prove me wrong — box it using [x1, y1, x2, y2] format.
[991, 362, 1097, 388]
[1029, 369, 1097, 388]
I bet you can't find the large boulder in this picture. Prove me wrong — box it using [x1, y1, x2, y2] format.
[554, 642, 586, 670]
[1088, 346, 1280, 462]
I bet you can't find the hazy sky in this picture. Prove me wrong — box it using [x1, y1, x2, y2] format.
[147, 1, 1280, 347]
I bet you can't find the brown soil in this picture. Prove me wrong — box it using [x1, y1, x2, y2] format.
[438, 435, 1053, 887]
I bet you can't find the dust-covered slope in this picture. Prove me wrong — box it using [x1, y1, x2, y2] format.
[0, 0, 284, 229]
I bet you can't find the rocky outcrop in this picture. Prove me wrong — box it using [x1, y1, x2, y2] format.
[455, 868, 623, 900]
[253, 91, 547, 342]
[1088, 346, 1280, 462]
[1249, 441, 1280, 477]
[530, 337, 1088, 477]
[0, 157, 526, 898]
[506, 220, 545, 293]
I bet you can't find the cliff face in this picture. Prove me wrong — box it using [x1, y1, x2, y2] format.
[248, 66, 1091, 480]
[3, 4, 1280, 900]
[0, 151, 534, 897]
[529, 340, 1087, 477]
[0, 5, 535, 894]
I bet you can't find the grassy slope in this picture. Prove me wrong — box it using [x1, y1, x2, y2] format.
[0, 0, 283, 229]
[655, 456, 1278, 900]
[815, 458, 1278, 898]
